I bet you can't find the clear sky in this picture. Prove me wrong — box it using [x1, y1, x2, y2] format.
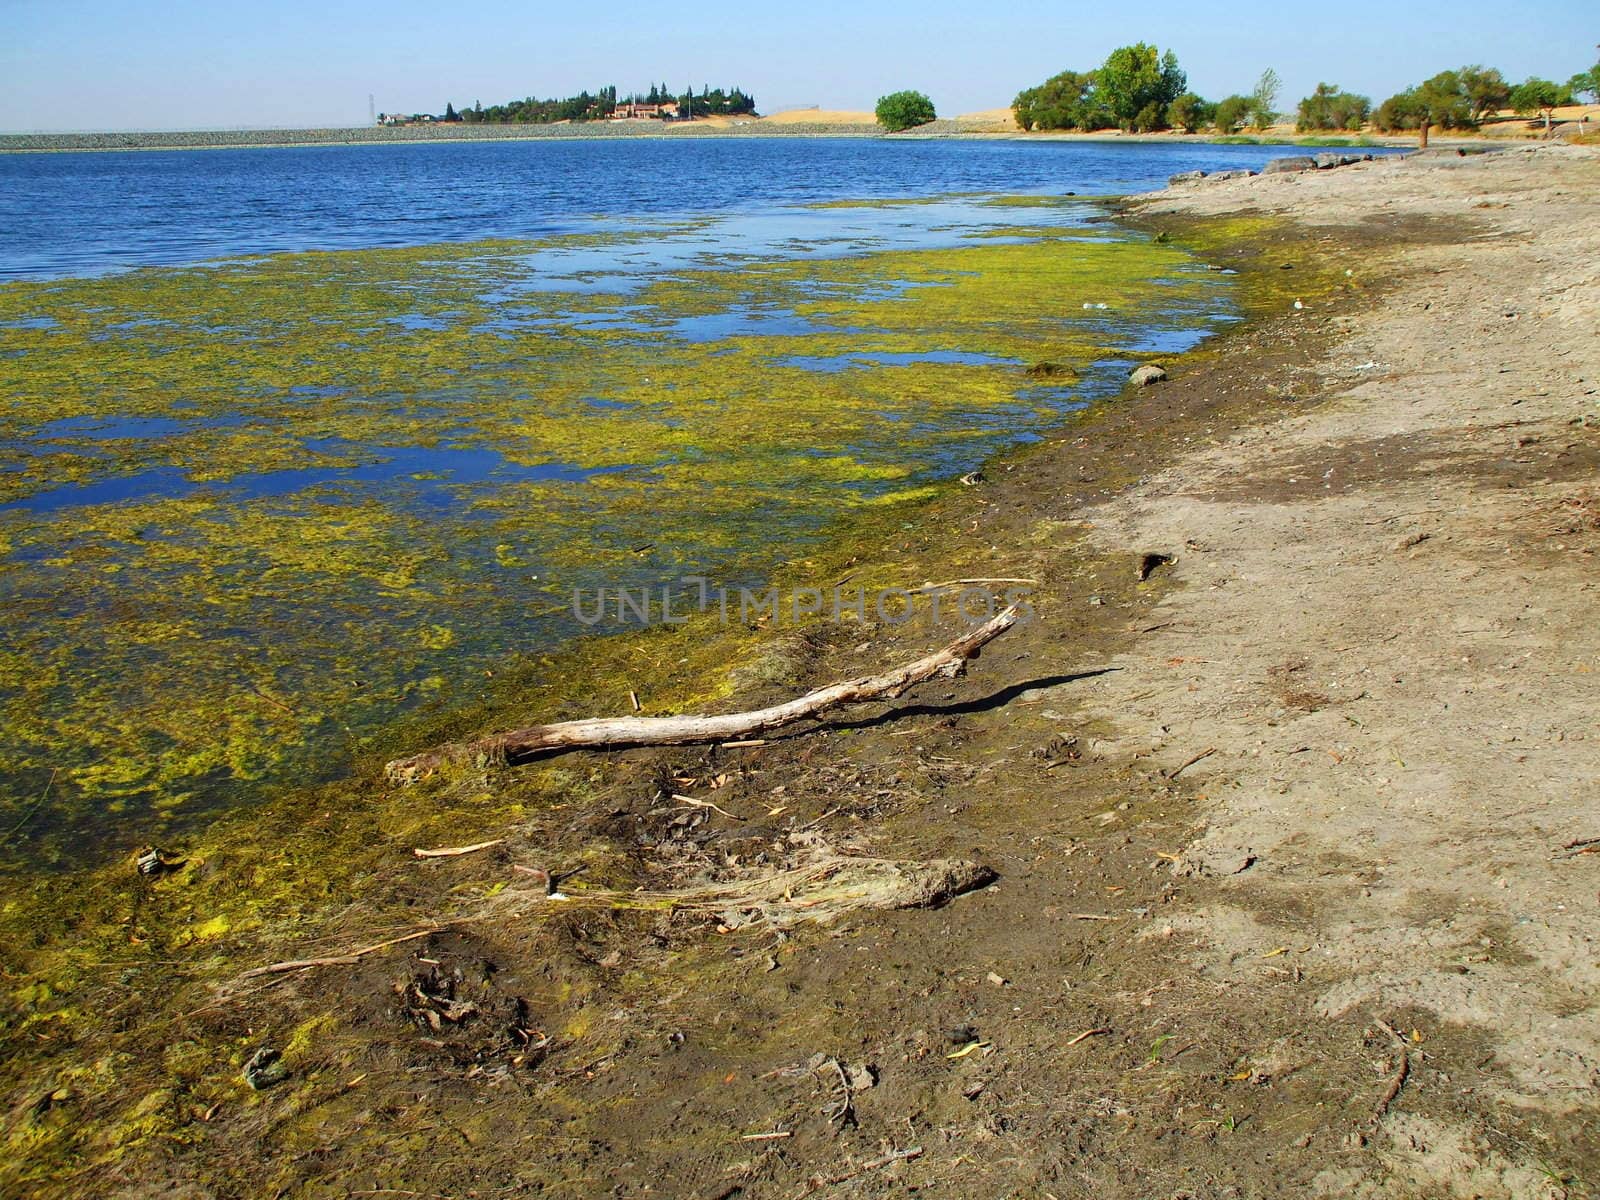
[2, 0, 1595, 132]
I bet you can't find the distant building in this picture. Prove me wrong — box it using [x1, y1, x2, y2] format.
[610, 100, 680, 120]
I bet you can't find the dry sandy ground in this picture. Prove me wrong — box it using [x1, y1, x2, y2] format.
[1103, 144, 1600, 1193]
[758, 108, 878, 125]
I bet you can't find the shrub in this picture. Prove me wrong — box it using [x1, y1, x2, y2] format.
[875, 90, 937, 132]
[1213, 94, 1251, 134]
[1296, 83, 1371, 132]
[1165, 92, 1213, 133]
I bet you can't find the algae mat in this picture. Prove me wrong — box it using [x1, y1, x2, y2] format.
[0, 195, 1230, 866]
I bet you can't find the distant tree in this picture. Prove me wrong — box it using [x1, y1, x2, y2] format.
[875, 90, 937, 131]
[1165, 92, 1213, 133]
[1013, 69, 1103, 130]
[1095, 43, 1186, 131]
[443, 101, 460, 122]
[1511, 77, 1574, 131]
[1248, 68, 1281, 131]
[1570, 61, 1600, 103]
[1457, 65, 1510, 122]
[1213, 94, 1251, 134]
[1295, 83, 1371, 132]
[1373, 90, 1427, 132]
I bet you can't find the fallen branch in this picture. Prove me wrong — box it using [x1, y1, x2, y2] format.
[387, 606, 1022, 783]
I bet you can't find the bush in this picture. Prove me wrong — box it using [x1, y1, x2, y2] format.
[875, 90, 937, 132]
[1165, 92, 1213, 133]
[1213, 94, 1251, 134]
[1296, 83, 1371, 132]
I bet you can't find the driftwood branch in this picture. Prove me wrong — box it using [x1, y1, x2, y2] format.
[387, 606, 1021, 784]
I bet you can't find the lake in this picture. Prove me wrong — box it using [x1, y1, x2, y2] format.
[0, 136, 1329, 867]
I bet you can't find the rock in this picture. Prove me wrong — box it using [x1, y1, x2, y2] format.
[1204, 169, 1257, 182]
[1262, 156, 1316, 175]
[1313, 151, 1375, 169]
[242, 1047, 288, 1090]
[1128, 363, 1168, 387]
[1168, 169, 1207, 185]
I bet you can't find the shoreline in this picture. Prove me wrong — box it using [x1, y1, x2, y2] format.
[0, 120, 1543, 155]
[3, 148, 1597, 1196]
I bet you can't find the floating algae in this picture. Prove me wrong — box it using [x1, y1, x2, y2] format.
[0, 195, 1230, 866]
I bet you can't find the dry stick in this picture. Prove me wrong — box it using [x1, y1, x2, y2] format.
[387, 606, 1022, 782]
[905, 576, 1038, 595]
[1369, 1019, 1413, 1127]
[1166, 746, 1217, 780]
[1065, 1027, 1112, 1046]
[240, 928, 441, 979]
[413, 838, 505, 859]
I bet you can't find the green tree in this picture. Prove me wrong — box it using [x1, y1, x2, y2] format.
[1165, 92, 1212, 133]
[1296, 83, 1371, 132]
[1458, 65, 1510, 122]
[1013, 70, 1103, 131]
[1096, 43, 1186, 131]
[1213, 94, 1251, 134]
[1511, 77, 1573, 131]
[1415, 70, 1475, 128]
[1570, 61, 1600, 103]
[1248, 68, 1281, 130]
[875, 90, 937, 131]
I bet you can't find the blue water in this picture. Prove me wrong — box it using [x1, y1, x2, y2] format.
[0, 137, 1345, 280]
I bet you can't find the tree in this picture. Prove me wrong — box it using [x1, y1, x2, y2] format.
[1013, 70, 1105, 131]
[1458, 65, 1510, 122]
[1166, 92, 1213, 134]
[875, 90, 936, 131]
[1248, 68, 1281, 131]
[1570, 61, 1600, 103]
[1511, 77, 1573, 131]
[1096, 43, 1186, 131]
[1213, 94, 1251, 134]
[1296, 83, 1371, 132]
[443, 101, 459, 122]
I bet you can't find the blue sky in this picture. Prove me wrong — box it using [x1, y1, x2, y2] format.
[3, 0, 1594, 131]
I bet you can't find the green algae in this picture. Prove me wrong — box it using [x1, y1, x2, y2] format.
[0, 200, 1227, 865]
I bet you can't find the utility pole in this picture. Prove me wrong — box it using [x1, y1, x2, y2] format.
[369, 93, 376, 125]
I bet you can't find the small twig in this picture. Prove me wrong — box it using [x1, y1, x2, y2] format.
[412, 839, 504, 859]
[1065, 1026, 1112, 1046]
[905, 577, 1038, 595]
[673, 794, 744, 821]
[1166, 746, 1217, 780]
[721, 739, 767, 749]
[1556, 836, 1600, 858]
[741, 1130, 793, 1142]
[860, 1146, 923, 1170]
[629, 690, 641, 713]
[241, 928, 440, 978]
[1369, 1019, 1412, 1127]
[1065, 913, 1117, 921]
[0, 768, 57, 844]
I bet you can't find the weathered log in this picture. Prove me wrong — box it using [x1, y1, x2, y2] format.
[386, 605, 1021, 783]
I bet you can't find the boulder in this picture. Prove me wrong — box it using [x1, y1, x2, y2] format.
[1204, 169, 1257, 182]
[1168, 169, 1207, 185]
[1262, 156, 1316, 174]
[1129, 363, 1168, 387]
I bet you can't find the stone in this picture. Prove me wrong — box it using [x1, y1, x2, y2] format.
[1204, 169, 1257, 182]
[1168, 169, 1207, 185]
[1128, 363, 1168, 387]
[1313, 151, 1375, 169]
[1262, 156, 1316, 174]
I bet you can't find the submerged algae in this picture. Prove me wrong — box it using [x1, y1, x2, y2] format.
[0, 198, 1229, 863]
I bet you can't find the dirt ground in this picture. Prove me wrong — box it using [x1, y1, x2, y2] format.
[10, 145, 1598, 1199]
